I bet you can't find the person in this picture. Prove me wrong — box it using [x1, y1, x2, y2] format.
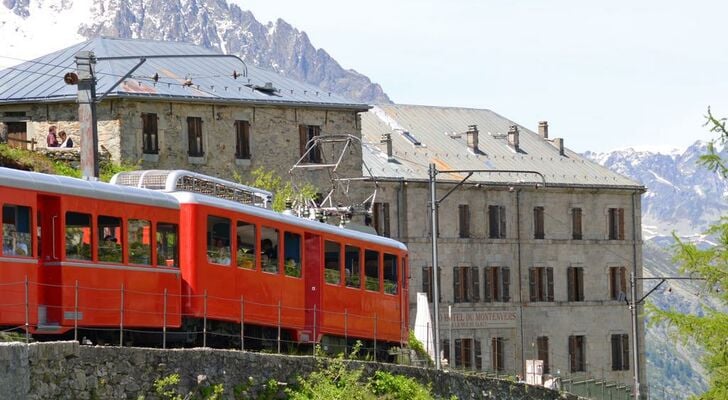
[58, 131, 73, 147]
[46, 125, 59, 147]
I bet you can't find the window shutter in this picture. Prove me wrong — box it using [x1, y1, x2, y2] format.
[502, 267, 510, 302]
[453, 267, 461, 303]
[459, 205, 469, 238]
[546, 267, 554, 302]
[567, 267, 575, 301]
[529, 268, 537, 301]
[423, 266, 432, 302]
[455, 339, 462, 368]
[572, 208, 582, 239]
[620, 267, 627, 297]
[611, 335, 620, 370]
[383, 203, 390, 237]
[569, 336, 576, 372]
[471, 267, 480, 302]
[618, 208, 625, 240]
[577, 268, 584, 301]
[299, 125, 307, 156]
[622, 334, 630, 370]
[483, 267, 492, 302]
[500, 206, 507, 238]
[474, 338, 482, 370]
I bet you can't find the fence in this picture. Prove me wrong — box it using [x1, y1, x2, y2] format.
[0, 277, 405, 361]
[5, 137, 37, 150]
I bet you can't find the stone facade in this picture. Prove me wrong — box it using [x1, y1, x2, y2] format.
[0, 341, 575, 400]
[374, 181, 645, 389]
[0, 100, 363, 191]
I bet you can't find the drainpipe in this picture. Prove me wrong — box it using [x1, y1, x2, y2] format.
[631, 191, 641, 400]
[516, 189, 525, 377]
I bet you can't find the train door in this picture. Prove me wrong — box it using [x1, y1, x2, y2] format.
[303, 232, 322, 342]
[37, 194, 62, 326]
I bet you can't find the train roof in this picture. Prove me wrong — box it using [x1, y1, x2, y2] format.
[0, 167, 180, 209]
[171, 191, 409, 252]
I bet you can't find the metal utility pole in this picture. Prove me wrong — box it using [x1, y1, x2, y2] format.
[75, 51, 99, 180]
[429, 163, 442, 370]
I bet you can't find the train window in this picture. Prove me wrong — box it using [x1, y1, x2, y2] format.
[98, 215, 123, 263]
[207, 216, 231, 265]
[65, 212, 92, 261]
[383, 253, 398, 295]
[324, 241, 341, 285]
[2, 204, 32, 257]
[261, 226, 279, 273]
[156, 223, 178, 268]
[365, 250, 380, 292]
[345, 245, 360, 288]
[283, 232, 302, 278]
[236, 221, 256, 269]
[127, 219, 151, 265]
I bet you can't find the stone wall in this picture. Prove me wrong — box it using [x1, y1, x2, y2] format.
[0, 341, 572, 400]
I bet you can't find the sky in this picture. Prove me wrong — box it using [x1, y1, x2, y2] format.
[239, 0, 725, 153]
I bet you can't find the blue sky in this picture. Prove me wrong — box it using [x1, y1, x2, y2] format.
[240, 0, 724, 152]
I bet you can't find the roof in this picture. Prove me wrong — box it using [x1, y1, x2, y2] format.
[0, 37, 368, 111]
[361, 104, 644, 190]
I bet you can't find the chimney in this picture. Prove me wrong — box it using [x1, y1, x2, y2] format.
[466, 124, 479, 153]
[380, 133, 394, 161]
[507, 125, 520, 151]
[538, 121, 549, 139]
[553, 137, 564, 156]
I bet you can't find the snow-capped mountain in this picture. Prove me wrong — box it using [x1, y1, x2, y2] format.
[585, 141, 728, 238]
[0, 0, 391, 104]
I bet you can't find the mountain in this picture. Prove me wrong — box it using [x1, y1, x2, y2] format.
[0, 0, 391, 104]
[586, 142, 728, 398]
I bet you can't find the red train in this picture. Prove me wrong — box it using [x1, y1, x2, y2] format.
[0, 167, 408, 352]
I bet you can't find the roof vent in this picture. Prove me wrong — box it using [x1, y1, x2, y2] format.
[466, 124, 479, 153]
[507, 125, 520, 151]
[553, 137, 565, 156]
[248, 82, 278, 95]
[539, 121, 549, 139]
[400, 130, 422, 146]
[380, 133, 394, 161]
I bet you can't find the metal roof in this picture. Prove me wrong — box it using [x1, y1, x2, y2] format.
[361, 104, 643, 189]
[0, 37, 368, 111]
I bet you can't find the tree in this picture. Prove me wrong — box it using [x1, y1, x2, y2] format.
[647, 108, 728, 400]
[232, 167, 317, 212]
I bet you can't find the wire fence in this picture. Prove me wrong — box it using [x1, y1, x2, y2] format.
[0, 277, 407, 361]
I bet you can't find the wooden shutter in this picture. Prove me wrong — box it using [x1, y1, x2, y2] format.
[453, 267, 462, 303]
[529, 268, 537, 301]
[502, 267, 510, 302]
[620, 267, 627, 297]
[622, 334, 630, 370]
[618, 208, 625, 240]
[474, 338, 482, 370]
[534, 207, 545, 239]
[299, 125, 307, 156]
[423, 266, 432, 302]
[577, 268, 584, 301]
[537, 337, 550, 373]
[382, 203, 390, 237]
[569, 336, 576, 372]
[483, 267, 492, 302]
[455, 339, 462, 367]
[572, 208, 582, 239]
[470, 267, 480, 302]
[546, 267, 554, 302]
[458, 204, 469, 238]
[611, 335, 620, 370]
[499, 206, 507, 238]
[567, 267, 575, 301]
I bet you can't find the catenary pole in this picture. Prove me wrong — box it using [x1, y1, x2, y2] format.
[75, 51, 100, 180]
[429, 163, 441, 370]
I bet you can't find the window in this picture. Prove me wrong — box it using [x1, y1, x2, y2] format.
[611, 334, 630, 371]
[299, 124, 321, 163]
[453, 266, 480, 303]
[187, 116, 204, 157]
[609, 266, 628, 300]
[98, 215, 122, 263]
[458, 204, 470, 238]
[142, 113, 158, 154]
[455, 338, 473, 369]
[488, 205, 506, 239]
[443, 339, 450, 366]
[608, 208, 625, 240]
[207, 216, 231, 265]
[156, 223, 178, 267]
[383, 253, 398, 294]
[2, 204, 32, 256]
[569, 335, 586, 372]
[567, 266, 584, 302]
[372, 202, 390, 237]
[345, 245, 360, 288]
[283, 232, 302, 277]
[127, 219, 151, 265]
[236, 221, 256, 269]
[65, 212, 92, 260]
[261, 226, 279, 273]
[325, 241, 342, 285]
[365, 250, 380, 291]
[422, 266, 441, 302]
[483, 266, 510, 302]
[534, 206, 545, 239]
[572, 208, 582, 240]
[235, 120, 251, 159]
[536, 336, 550, 373]
[491, 337, 505, 372]
[529, 267, 554, 302]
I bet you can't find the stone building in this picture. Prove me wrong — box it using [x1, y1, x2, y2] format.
[0, 37, 368, 189]
[360, 104, 646, 392]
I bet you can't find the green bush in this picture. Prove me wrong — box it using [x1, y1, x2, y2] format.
[368, 371, 433, 400]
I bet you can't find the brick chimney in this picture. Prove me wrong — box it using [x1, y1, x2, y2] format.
[507, 125, 520, 151]
[553, 137, 564, 156]
[538, 121, 549, 139]
[466, 124, 479, 153]
[380, 133, 394, 161]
